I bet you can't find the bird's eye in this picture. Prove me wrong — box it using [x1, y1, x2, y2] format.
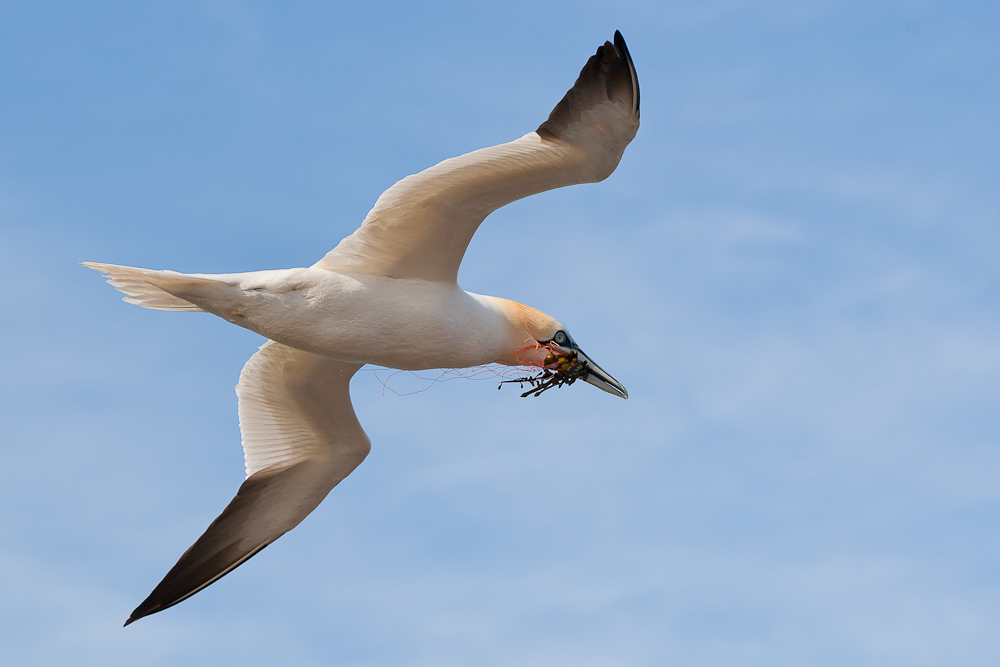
[554, 332, 567, 345]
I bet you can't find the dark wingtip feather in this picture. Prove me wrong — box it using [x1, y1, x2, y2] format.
[125, 591, 167, 626]
[613, 31, 640, 114]
[126, 592, 171, 626]
[536, 32, 640, 140]
[119, 464, 311, 625]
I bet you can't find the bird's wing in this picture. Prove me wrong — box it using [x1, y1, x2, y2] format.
[314, 31, 640, 283]
[125, 341, 370, 626]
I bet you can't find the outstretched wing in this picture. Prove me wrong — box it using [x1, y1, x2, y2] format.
[124, 342, 370, 625]
[314, 31, 640, 283]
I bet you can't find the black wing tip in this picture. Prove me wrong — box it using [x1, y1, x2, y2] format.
[536, 31, 640, 140]
[124, 594, 169, 627]
[120, 538, 276, 627]
[118, 465, 305, 626]
[612, 30, 639, 114]
[124, 603, 156, 626]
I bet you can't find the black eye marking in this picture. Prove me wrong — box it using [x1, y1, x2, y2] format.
[554, 331, 568, 345]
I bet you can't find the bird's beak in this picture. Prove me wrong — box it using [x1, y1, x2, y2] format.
[579, 350, 628, 399]
[553, 344, 627, 399]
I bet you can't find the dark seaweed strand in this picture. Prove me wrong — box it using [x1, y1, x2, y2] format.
[498, 359, 590, 398]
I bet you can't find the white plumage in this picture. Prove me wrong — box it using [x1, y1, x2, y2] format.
[87, 31, 639, 625]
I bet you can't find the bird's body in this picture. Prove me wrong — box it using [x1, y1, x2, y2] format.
[109, 266, 529, 369]
[87, 31, 640, 625]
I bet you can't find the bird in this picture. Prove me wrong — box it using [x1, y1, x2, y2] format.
[86, 30, 639, 626]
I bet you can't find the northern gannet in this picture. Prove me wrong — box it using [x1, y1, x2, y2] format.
[87, 31, 639, 626]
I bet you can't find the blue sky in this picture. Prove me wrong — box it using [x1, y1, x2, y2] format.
[2, 1, 999, 665]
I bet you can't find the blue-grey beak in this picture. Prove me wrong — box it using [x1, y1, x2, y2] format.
[551, 340, 628, 399]
[576, 348, 628, 399]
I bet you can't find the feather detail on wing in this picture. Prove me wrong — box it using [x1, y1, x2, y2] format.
[124, 342, 369, 625]
[314, 31, 640, 283]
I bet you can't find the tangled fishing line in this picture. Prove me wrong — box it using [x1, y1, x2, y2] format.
[361, 345, 589, 399]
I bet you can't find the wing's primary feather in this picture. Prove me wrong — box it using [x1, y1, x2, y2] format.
[124, 342, 369, 625]
[314, 31, 640, 283]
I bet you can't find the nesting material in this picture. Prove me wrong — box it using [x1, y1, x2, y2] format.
[499, 350, 590, 398]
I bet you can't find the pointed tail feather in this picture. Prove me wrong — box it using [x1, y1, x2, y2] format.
[83, 262, 210, 312]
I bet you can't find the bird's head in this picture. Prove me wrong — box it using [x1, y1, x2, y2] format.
[497, 300, 627, 399]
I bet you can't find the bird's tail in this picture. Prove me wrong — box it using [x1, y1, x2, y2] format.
[83, 262, 215, 312]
